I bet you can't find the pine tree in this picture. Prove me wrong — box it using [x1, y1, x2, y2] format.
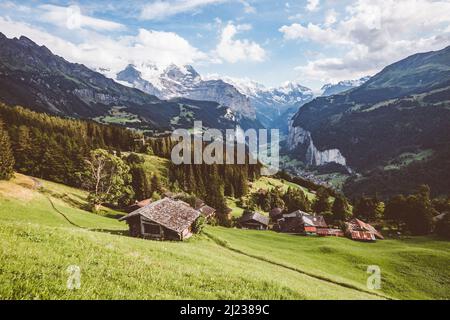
[12, 125, 32, 172]
[331, 194, 351, 222]
[151, 174, 163, 195]
[130, 166, 150, 200]
[0, 119, 15, 180]
[404, 185, 435, 235]
[384, 194, 407, 230]
[312, 187, 331, 214]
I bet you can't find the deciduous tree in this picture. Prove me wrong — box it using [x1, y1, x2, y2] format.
[80, 149, 133, 211]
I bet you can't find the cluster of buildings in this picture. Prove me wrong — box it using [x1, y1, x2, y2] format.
[236, 208, 384, 242]
[119, 196, 383, 242]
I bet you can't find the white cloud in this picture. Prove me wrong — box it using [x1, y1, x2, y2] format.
[140, 0, 226, 20]
[0, 1, 31, 13]
[306, 0, 320, 12]
[324, 9, 338, 27]
[280, 0, 450, 82]
[215, 22, 266, 63]
[0, 16, 208, 76]
[239, 0, 256, 14]
[39, 4, 125, 31]
[279, 23, 344, 43]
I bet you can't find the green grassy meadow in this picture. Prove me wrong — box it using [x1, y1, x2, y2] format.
[0, 174, 449, 300]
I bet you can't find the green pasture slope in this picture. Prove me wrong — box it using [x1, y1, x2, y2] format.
[0, 174, 449, 300]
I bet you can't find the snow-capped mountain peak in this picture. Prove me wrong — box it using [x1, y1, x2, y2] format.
[162, 64, 201, 83]
[321, 76, 371, 96]
[115, 63, 257, 121]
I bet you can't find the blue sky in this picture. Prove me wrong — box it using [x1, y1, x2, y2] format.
[1, 0, 450, 90]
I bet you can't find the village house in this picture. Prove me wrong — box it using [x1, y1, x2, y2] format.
[316, 228, 345, 237]
[198, 205, 216, 220]
[345, 218, 384, 241]
[194, 198, 216, 220]
[119, 197, 200, 241]
[124, 198, 152, 213]
[237, 211, 269, 230]
[269, 207, 283, 222]
[277, 210, 328, 235]
[194, 198, 205, 209]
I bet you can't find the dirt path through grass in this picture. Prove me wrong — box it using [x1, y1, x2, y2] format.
[204, 230, 391, 300]
[32, 177, 85, 229]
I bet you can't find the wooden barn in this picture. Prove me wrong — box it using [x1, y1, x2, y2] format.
[194, 198, 206, 210]
[345, 218, 384, 242]
[316, 228, 345, 237]
[119, 197, 200, 241]
[194, 198, 216, 220]
[277, 210, 328, 235]
[269, 207, 283, 222]
[237, 212, 269, 230]
[124, 198, 152, 213]
[197, 205, 216, 220]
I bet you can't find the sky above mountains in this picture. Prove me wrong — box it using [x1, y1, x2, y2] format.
[0, 0, 450, 90]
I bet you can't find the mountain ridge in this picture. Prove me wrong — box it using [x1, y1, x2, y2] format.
[0, 33, 239, 131]
[115, 63, 259, 126]
[288, 45, 450, 197]
[321, 76, 371, 96]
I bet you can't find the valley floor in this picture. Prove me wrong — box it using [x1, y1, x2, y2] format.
[0, 174, 449, 300]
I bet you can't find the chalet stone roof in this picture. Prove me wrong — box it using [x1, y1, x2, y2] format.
[283, 210, 328, 228]
[119, 197, 200, 233]
[198, 205, 216, 218]
[240, 212, 269, 226]
[163, 191, 175, 199]
[125, 198, 152, 213]
[345, 218, 383, 239]
[269, 207, 283, 218]
[433, 212, 448, 222]
[194, 198, 206, 210]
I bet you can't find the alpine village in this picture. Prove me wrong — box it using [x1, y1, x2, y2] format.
[0, 29, 449, 300]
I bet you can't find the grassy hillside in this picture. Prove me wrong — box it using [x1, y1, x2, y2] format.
[250, 176, 316, 201]
[209, 227, 450, 300]
[1, 174, 449, 300]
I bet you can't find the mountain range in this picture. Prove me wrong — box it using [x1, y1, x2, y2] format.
[0, 33, 240, 131]
[288, 45, 450, 197]
[115, 64, 314, 129]
[217, 77, 314, 129]
[115, 63, 257, 123]
[1, 31, 449, 198]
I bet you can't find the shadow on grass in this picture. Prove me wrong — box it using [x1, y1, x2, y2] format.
[89, 228, 129, 237]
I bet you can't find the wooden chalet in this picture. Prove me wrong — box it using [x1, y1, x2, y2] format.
[194, 198, 206, 210]
[277, 210, 328, 235]
[269, 207, 283, 222]
[345, 218, 384, 242]
[198, 205, 216, 219]
[163, 191, 176, 199]
[124, 198, 152, 213]
[316, 228, 345, 237]
[237, 212, 269, 230]
[194, 198, 216, 220]
[119, 197, 200, 241]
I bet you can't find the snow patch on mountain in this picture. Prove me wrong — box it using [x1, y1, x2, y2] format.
[114, 64, 256, 120]
[321, 76, 371, 96]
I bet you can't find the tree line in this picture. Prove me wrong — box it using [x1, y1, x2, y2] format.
[0, 103, 141, 187]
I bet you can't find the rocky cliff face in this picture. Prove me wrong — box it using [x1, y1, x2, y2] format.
[287, 120, 346, 166]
